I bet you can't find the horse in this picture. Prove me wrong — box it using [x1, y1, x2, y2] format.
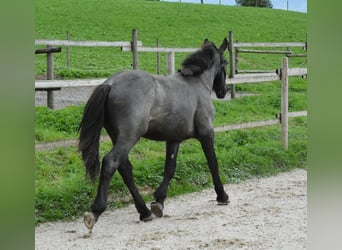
[78, 38, 230, 231]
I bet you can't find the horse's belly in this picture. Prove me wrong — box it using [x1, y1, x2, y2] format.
[143, 118, 194, 141]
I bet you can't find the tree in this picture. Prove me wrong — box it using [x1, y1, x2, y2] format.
[235, 0, 273, 8]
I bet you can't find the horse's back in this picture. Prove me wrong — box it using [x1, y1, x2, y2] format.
[105, 70, 155, 99]
[103, 71, 156, 136]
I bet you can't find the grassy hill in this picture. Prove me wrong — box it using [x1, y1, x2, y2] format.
[35, 0, 307, 77]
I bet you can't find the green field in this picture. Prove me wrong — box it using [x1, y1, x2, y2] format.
[35, 0, 307, 224]
[35, 0, 306, 77]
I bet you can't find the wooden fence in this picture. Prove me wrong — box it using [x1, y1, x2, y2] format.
[121, 29, 198, 75]
[35, 36, 142, 108]
[35, 29, 306, 80]
[35, 31, 307, 149]
[35, 29, 306, 88]
[35, 57, 306, 150]
[35, 46, 62, 109]
[124, 30, 306, 98]
[227, 31, 306, 98]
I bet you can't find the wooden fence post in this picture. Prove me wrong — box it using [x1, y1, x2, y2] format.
[167, 51, 175, 75]
[132, 29, 138, 69]
[156, 38, 160, 74]
[281, 57, 289, 150]
[46, 45, 54, 109]
[228, 31, 236, 98]
[66, 31, 70, 68]
[234, 45, 239, 74]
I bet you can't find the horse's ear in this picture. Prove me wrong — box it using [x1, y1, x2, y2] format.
[202, 38, 210, 47]
[219, 38, 228, 53]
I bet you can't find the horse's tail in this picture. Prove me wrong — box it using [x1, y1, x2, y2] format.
[78, 84, 111, 183]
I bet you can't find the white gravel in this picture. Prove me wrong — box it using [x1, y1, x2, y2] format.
[35, 168, 307, 250]
[35, 86, 96, 109]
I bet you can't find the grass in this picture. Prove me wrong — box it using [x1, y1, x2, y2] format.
[35, 0, 307, 224]
[35, 0, 306, 77]
[35, 106, 83, 142]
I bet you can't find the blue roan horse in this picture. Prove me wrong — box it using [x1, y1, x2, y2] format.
[79, 39, 230, 231]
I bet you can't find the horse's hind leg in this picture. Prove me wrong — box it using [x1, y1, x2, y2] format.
[84, 148, 118, 231]
[151, 141, 179, 217]
[84, 137, 149, 230]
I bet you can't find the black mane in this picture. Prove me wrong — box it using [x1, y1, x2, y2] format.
[179, 44, 216, 77]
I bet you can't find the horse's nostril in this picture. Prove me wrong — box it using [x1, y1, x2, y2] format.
[216, 90, 226, 99]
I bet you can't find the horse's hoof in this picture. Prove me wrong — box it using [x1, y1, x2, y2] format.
[84, 212, 96, 231]
[140, 211, 153, 222]
[151, 202, 164, 218]
[217, 193, 230, 205]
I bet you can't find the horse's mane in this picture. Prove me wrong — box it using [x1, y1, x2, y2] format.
[179, 44, 216, 77]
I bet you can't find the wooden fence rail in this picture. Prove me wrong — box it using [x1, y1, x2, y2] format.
[35, 78, 107, 89]
[35, 47, 62, 54]
[34, 67, 307, 89]
[233, 42, 306, 48]
[121, 46, 197, 53]
[225, 67, 307, 85]
[35, 39, 142, 47]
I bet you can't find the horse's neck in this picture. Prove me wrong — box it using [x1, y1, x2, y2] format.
[199, 66, 216, 92]
[171, 66, 216, 94]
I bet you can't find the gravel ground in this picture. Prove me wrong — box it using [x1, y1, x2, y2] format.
[35, 168, 307, 250]
[35, 86, 97, 109]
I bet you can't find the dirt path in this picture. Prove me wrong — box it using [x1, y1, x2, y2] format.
[35, 168, 306, 249]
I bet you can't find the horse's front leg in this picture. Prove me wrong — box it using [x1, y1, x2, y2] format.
[118, 159, 153, 221]
[151, 141, 179, 217]
[199, 132, 229, 205]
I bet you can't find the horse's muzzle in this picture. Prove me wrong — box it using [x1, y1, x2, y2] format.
[215, 88, 227, 99]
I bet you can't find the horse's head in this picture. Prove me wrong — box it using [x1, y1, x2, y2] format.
[203, 38, 228, 99]
[180, 38, 228, 98]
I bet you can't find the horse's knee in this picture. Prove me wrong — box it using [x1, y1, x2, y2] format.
[102, 152, 119, 177]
